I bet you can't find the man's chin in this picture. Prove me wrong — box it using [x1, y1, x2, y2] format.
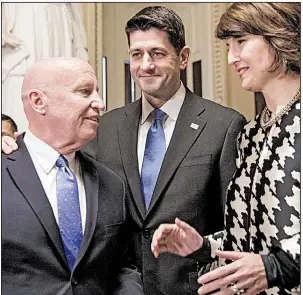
[85, 132, 97, 142]
[80, 129, 97, 143]
[141, 85, 161, 96]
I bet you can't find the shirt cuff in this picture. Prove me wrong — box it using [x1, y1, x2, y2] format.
[187, 236, 212, 265]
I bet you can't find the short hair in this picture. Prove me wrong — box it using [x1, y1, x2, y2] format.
[2, 114, 18, 132]
[125, 6, 186, 54]
[216, 3, 300, 74]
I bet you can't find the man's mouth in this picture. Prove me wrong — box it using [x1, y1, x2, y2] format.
[140, 75, 161, 78]
[86, 116, 99, 123]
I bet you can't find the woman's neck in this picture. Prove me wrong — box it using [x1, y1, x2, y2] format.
[262, 74, 300, 114]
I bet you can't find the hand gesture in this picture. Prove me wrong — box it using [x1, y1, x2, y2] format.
[197, 251, 268, 295]
[151, 217, 203, 258]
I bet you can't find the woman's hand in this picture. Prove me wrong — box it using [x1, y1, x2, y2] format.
[151, 217, 203, 258]
[197, 251, 268, 295]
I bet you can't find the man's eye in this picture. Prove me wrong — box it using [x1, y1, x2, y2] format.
[152, 52, 165, 58]
[237, 39, 245, 45]
[80, 89, 91, 95]
[131, 52, 141, 59]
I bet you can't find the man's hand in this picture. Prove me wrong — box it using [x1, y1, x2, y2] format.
[2, 132, 20, 154]
[151, 217, 203, 258]
[197, 251, 268, 295]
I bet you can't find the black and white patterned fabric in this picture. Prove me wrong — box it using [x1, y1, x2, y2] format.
[206, 100, 300, 294]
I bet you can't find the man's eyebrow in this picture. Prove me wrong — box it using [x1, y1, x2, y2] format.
[151, 47, 166, 51]
[76, 79, 94, 85]
[129, 47, 168, 56]
[73, 80, 94, 89]
[129, 48, 141, 52]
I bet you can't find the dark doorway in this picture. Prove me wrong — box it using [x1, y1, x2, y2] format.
[124, 61, 135, 105]
[193, 60, 202, 97]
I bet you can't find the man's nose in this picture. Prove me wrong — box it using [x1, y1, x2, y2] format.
[140, 53, 154, 71]
[91, 92, 105, 111]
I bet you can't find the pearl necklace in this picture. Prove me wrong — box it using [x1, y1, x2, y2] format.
[260, 89, 300, 130]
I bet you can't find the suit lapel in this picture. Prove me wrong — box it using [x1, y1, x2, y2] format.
[75, 152, 99, 265]
[117, 100, 146, 219]
[147, 91, 207, 213]
[6, 137, 68, 269]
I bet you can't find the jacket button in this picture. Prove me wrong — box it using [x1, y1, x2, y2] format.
[71, 277, 78, 285]
[143, 228, 151, 239]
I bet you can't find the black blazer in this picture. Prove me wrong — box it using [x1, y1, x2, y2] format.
[2, 136, 144, 295]
[83, 89, 247, 295]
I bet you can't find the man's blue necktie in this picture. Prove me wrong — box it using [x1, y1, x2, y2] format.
[56, 155, 83, 270]
[141, 109, 166, 210]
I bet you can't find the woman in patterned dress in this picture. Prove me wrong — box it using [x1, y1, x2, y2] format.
[151, 3, 300, 295]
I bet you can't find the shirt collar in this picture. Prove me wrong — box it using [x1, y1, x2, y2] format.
[141, 81, 186, 124]
[23, 129, 76, 174]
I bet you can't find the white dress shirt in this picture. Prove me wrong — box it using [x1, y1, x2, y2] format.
[137, 82, 186, 174]
[24, 130, 87, 232]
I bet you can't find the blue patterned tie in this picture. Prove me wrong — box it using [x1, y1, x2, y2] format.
[56, 155, 83, 270]
[141, 109, 166, 210]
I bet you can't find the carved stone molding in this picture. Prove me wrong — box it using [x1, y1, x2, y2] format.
[81, 4, 96, 68]
[95, 3, 103, 86]
[81, 3, 103, 98]
[211, 3, 227, 105]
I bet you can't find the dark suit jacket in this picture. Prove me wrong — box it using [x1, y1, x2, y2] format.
[83, 89, 247, 295]
[2, 136, 144, 295]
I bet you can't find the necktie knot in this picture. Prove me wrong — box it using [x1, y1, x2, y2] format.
[56, 155, 69, 168]
[152, 109, 166, 130]
[153, 108, 166, 121]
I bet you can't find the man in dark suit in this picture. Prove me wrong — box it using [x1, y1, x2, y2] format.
[83, 6, 247, 295]
[2, 57, 143, 295]
[2, 6, 247, 295]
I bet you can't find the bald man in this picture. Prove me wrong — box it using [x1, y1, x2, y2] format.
[2, 57, 143, 295]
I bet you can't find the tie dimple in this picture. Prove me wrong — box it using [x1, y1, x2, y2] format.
[152, 108, 166, 130]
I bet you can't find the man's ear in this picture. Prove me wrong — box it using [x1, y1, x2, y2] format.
[27, 89, 47, 115]
[179, 46, 190, 70]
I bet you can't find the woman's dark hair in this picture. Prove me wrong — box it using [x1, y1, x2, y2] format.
[216, 3, 300, 74]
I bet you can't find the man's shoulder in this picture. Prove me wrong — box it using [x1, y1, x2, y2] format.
[100, 107, 125, 121]
[201, 97, 243, 119]
[99, 100, 141, 123]
[186, 90, 242, 117]
[185, 92, 245, 125]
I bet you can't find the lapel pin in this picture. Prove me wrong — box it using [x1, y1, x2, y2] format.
[190, 123, 199, 130]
